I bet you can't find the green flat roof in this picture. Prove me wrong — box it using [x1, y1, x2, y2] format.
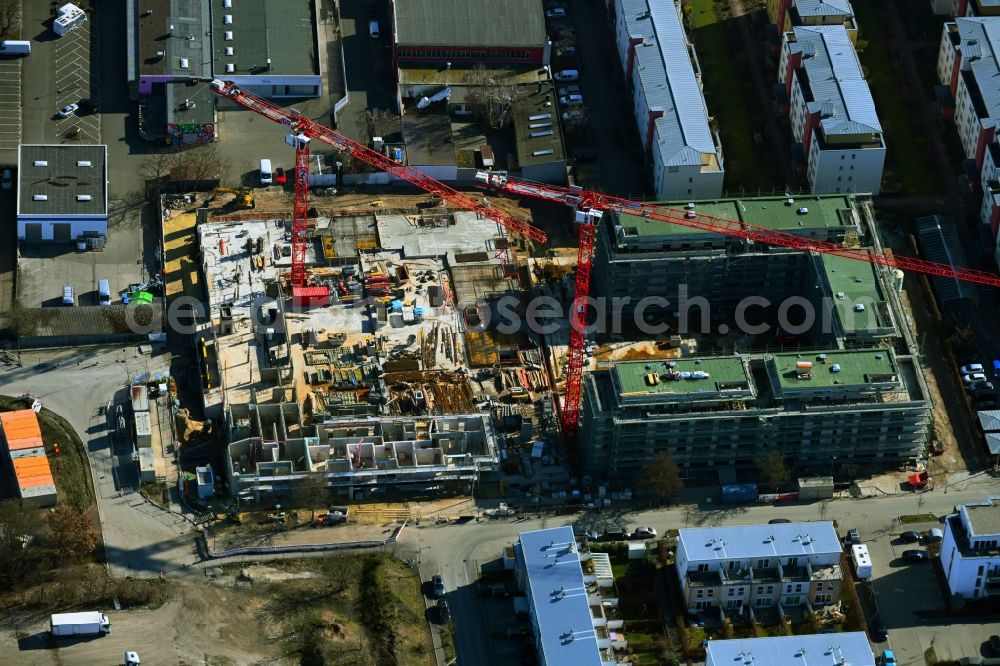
[616, 194, 855, 238]
[770, 349, 897, 390]
[614, 357, 750, 397]
[821, 253, 887, 333]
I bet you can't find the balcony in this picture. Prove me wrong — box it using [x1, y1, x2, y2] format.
[687, 570, 722, 587]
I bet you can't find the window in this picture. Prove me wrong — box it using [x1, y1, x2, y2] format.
[737, 587, 745, 595]
[766, 586, 774, 594]
[814, 594, 832, 604]
[851, 153, 856, 159]
[697, 589, 704, 598]
[689, 177, 694, 183]
[787, 558, 798, 566]
[979, 565, 985, 576]
[756, 559, 769, 569]
[707, 589, 714, 597]
[976, 578, 982, 588]
[795, 584, 803, 593]
[728, 561, 739, 571]
[728, 588, 736, 597]
[697, 564, 709, 572]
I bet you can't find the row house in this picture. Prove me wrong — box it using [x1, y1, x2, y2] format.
[779, 25, 885, 194]
[676, 522, 844, 616]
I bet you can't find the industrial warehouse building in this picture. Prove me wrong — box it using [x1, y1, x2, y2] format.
[581, 193, 931, 481]
[16, 145, 108, 243]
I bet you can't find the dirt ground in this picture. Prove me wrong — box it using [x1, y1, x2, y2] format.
[0, 554, 435, 666]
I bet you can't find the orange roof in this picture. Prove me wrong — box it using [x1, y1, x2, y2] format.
[13, 455, 51, 475]
[18, 473, 54, 489]
[1, 410, 43, 450]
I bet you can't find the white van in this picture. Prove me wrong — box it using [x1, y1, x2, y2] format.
[259, 159, 273, 186]
[62, 285, 75, 306]
[0, 40, 31, 57]
[554, 69, 579, 81]
[369, 20, 380, 39]
[97, 279, 111, 306]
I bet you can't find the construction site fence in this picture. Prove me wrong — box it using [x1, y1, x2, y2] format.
[198, 521, 407, 559]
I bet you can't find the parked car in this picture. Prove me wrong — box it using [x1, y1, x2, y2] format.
[274, 167, 287, 185]
[57, 103, 79, 118]
[899, 530, 921, 543]
[436, 598, 451, 623]
[554, 69, 579, 81]
[562, 110, 587, 122]
[556, 46, 577, 57]
[546, 7, 567, 17]
[768, 518, 791, 524]
[631, 526, 657, 539]
[558, 84, 580, 96]
[600, 527, 629, 542]
[1, 168, 11, 190]
[845, 528, 861, 545]
[990, 635, 1000, 655]
[960, 363, 985, 375]
[924, 528, 944, 543]
[559, 94, 584, 106]
[879, 649, 896, 665]
[870, 616, 888, 642]
[902, 549, 930, 563]
[432, 575, 445, 599]
[78, 98, 98, 114]
[573, 527, 599, 541]
[964, 372, 988, 384]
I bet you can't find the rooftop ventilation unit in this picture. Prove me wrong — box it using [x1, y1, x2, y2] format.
[33, 194, 48, 201]
[226, 63, 235, 73]
[77, 194, 92, 201]
[155, 50, 165, 58]
[33, 160, 48, 167]
[224, 0, 232, 6]
[224, 14, 233, 24]
[179, 58, 190, 68]
[225, 46, 234, 56]
[224, 31, 233, 40]
[76, 160, 92, 167]
[530, 130, 553, 138]
[532, 149, 554, 156]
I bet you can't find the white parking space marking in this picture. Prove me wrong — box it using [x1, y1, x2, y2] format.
[53, 19, 100, 144]
[0, 59, 21, 150]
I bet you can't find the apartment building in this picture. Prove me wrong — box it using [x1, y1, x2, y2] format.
[941, 497, 1000, 600]
[768, 0, 858, 45]
[779, 25, 885, 194]
[511, 526, 627, 665]
[932, 0, 1000, 16]
[705, 633, 876, 666]
[676, 522, 843, 614]
[225, 402, 499, 500]
[580, 348, 930, 480]
[612, 0, 724, 199]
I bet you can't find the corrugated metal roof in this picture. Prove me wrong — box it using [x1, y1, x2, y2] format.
[916, 215, 980, 304]
[393, 0, 545, 48]
[790, 25, 881, 136]
[794, 0, 854, 18]
[624, 0, 718, 166]
[705, 632, 876, 666]
[678, 521, 841, 562]
[517, 527, 603, 666]
[987, 432, 1000, 455]
[954, 17, 1000, 121]
[979, 409, 1000, 433]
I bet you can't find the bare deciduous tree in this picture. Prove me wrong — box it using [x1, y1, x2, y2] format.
[637, 452, 684, 504]
[47, 505, 96, 560]
[138, 151, 179, 200]
[362, 108, 401, 141]
[757, 450, 789, 492]
[0, 499, 33, 551]
[0, 0, 19, 40]
[468, 65, 527, 129]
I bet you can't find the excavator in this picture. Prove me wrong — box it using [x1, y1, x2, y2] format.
[212, 187, 255, 209]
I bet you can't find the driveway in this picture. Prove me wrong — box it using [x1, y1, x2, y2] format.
[0, 346, 196, 578]
[336, 0, 398, 142]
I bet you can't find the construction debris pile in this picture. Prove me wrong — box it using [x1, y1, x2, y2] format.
[383, 370, 475, 414]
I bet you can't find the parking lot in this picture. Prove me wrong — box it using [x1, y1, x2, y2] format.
[0, 58, 22, 158]
[53, 16, 100, 144]
[861, 519, 1000, 664]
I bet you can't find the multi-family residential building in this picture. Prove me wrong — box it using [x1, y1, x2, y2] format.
[941, 497, 1000, 600]
[767, 0, 859, 45]
[611, 0, 724, 199]
[779, 25, 885, 194]
[705, 633, 876, 666]
[932, 0, 1000, 17]
[510, 526, 627, 665]
[580, 348, 930, 480]
[225, 403, 499, 500]
[676, 522, 843, 614]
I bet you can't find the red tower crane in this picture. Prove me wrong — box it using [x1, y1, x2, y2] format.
[208, 80, 1000, 443]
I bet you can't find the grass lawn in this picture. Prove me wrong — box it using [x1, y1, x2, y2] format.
[852, 1, 941, 195]
[684, 1, 777, 192]
[899, 513, 938, 524]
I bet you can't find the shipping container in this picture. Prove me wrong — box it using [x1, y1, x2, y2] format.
[51, 612, 110, 636]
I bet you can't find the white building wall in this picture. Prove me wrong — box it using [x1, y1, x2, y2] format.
[940, 523, 1000, 599]
[652, 150, 723, 200]
[806, 137, 886, 194]
[17, 217, 108, 241]
[789, 78, 807, 143]
[630, 65, 653, 151]
[955, 74, 981, 159]
[938, 26, 958, 86]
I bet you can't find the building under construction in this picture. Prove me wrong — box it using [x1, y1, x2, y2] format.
[225, 402, 498, 499]
[579, 193, 932, 481]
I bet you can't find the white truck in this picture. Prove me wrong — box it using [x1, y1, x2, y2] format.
[50, 611, 111, 637]
[851, 543, 872, 580]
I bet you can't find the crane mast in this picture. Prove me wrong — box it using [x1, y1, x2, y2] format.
[289, 134, 311, 287]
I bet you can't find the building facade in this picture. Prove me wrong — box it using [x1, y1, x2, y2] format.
[779, 25, 885, 194]
[677, 522, 843, 614]
[612, 0, 724, 199]
[940, 497, 1000, 600]
[16, 145, 108, 243]
[768, 0, 858, 43]
[705, 633, 876, 666]
[511, 526, 625, 665]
